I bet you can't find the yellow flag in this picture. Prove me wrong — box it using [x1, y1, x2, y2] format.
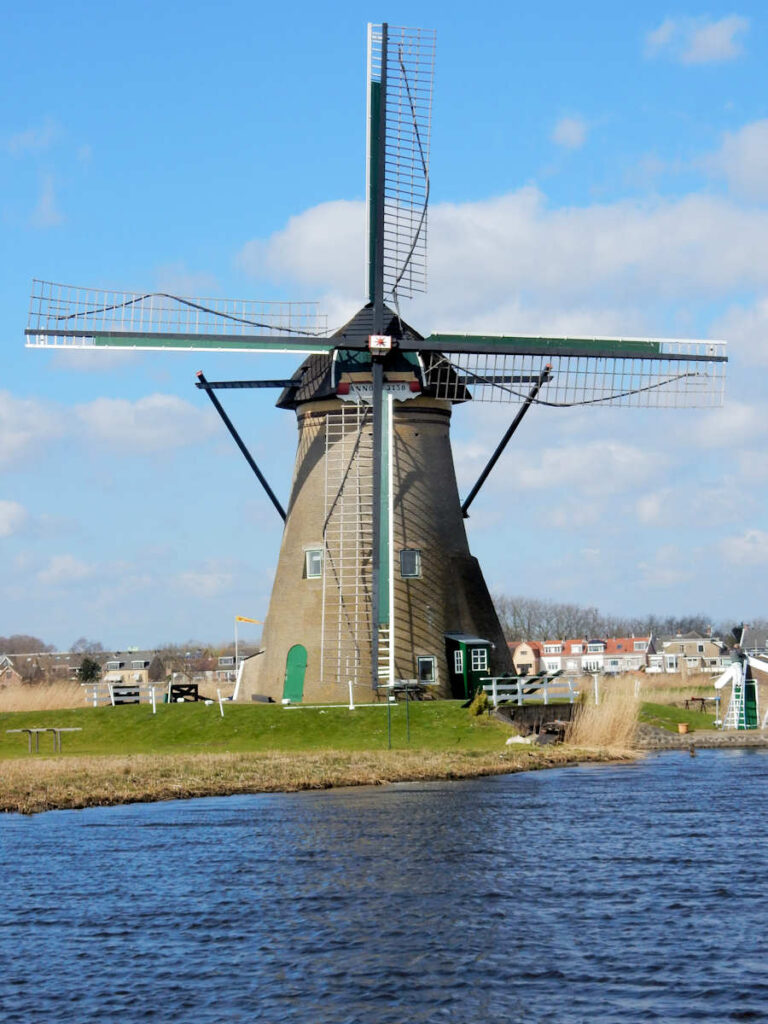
[235, 615, 262, 624]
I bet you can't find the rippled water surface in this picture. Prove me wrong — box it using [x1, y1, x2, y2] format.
[2, 750, 767, 1023]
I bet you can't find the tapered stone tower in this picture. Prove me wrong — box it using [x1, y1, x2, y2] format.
[241, 307, 512, 703]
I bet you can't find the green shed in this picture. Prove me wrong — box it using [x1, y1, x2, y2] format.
[444, 633, 493, 700]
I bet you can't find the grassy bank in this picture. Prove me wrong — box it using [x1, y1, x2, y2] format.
[0, 700, 519, 759]
[0, 746, 627, 815]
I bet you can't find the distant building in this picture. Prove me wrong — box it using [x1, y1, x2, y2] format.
[508, 641, 543, 676]
[647, 632, 726, 674]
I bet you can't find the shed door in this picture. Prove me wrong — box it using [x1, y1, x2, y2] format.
[283, 645, 307, 702]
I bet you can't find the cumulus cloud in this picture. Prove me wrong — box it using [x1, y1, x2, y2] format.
[721, 528, 768, 564]
[37, 554, 96, 586]
[703, 120, 768, 201]
[0, 501, 27, 538]
[513, 440, 658, 494]
[551, 116, 587, 150]
[74, 394, 216, 453]
[711, 297, 768, 367]
[688, 401, 767, 448]
[237, 189, 768, 335]
[0, 391, 64, 467]
[645, 15, 749, 65]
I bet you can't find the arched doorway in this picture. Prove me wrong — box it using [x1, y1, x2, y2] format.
[283, 644, 307, 702]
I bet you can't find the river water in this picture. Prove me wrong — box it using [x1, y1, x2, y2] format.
[1, 749, 767, 1023]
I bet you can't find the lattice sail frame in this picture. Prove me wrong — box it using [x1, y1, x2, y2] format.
[424, 337, 727, 408]
[367, 23, 435, 303]
[26, 280, 329, 351]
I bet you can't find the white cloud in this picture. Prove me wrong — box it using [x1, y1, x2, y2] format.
[238, 189, 768, 337]
[515, 440, 657, 494]
[0, 501, 27, 538]
[0, 391, 64, 467]
[37, 554, 96, 586]
[703, 120, 768, 201]
[637, 545, 693, 587]
[688, 401, 767, 447]
[74, 394, 216, 453]
[30, 173, 64, 229]
[7, 118, 61, 156]
[237, 199, 364, 294]
[721, 528, 768, 565]
[711, 296, 768, 367]
[552, 116, 587, 150]
[176, 569, 233, 597]
[645, 15, 749, 65]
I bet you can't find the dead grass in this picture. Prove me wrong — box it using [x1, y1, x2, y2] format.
[0, 681, 87, 712]
[566, 686, 640, 752]
[0, 746, 628, 815]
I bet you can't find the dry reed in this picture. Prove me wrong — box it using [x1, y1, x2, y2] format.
[0, 681, 87, 712]
[566, 687, 640, 752]
[0, 746, 627, 815]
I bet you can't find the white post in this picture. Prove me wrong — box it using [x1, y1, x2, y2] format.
[517, 679, 523, 706]
[150, 686, 157, 715]
[387, 393, 395, 689]
[543, 681, 549, 706]
[234, 616, 238, 682]
[348, 679, 355, 711]
[492, 677, 498, 708]
[217, 688, 224, 717]
[593, 672, 600, 706]
[232, 659, 245, 703]
[108, 682, 115, 707]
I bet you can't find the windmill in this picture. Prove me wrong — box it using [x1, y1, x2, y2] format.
[26, 23, 727, 705]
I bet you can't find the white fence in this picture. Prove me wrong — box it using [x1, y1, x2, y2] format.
[481, 676, 580, 708]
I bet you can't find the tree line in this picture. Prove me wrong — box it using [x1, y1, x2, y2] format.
[492, 595, 759, 645]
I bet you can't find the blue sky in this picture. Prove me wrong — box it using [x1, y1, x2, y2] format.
[2, 1, 767, 649]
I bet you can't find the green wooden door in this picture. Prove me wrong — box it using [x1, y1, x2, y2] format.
[283, 644, 307, 702]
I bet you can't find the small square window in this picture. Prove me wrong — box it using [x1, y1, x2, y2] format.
[471, 648, 488, 672]
[453, 650, 464, 673]
[417, 656, 436, 682]
[305, 549, 323, 578]
[400, 548, 421, 578]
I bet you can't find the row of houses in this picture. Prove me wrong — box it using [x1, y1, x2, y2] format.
[0, 648, 256, 688]
[508, 631, 755, 677]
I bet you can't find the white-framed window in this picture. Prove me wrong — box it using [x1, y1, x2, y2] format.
[633, 640, 648, 651]
[470, 648, 488, 672]
[697, 643, 705, 653]
[417, 656, 436, 683]
[571, 644, 583, 654]
[218, 656, 235, 667]
[453, 649, 464, 673]
[131, 660, 149, 670]
[544, 643, 562, 654]
[106, 660, 124, 671]
[400, 548, 421, 578]
[587, 643, 604, 653]
[304, 549, 323, 578]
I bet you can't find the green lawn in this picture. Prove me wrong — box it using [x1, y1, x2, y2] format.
[0, 700, 515, 759]
[640, 701, 719, 733]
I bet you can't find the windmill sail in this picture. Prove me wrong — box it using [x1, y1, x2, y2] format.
[421, 334, 727, 408]
[26, 279, 330, 353]
[367, 23, 435, 305]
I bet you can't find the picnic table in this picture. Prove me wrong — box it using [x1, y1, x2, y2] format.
[683, 697, 718, 713]
[6, 727, 82, 754]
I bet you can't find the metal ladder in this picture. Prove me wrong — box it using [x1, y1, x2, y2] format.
[723, 671, 746, 729]
[321, 403, 374, 690]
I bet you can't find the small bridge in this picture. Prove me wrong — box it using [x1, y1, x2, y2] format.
[481, 672, 580, 708]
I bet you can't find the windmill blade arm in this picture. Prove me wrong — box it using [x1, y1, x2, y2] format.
[418, 332, 727, 362]
[25, 329, 332, 355]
